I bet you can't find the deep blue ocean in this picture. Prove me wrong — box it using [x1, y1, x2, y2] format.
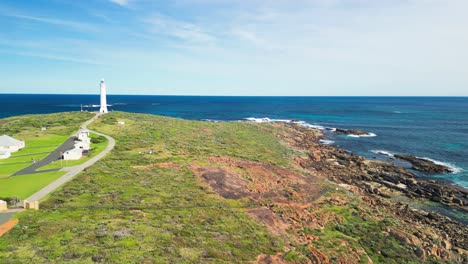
[1, 94, 467, 188]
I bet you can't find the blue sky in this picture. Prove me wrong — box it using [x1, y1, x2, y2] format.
[0, 0, 467, 95]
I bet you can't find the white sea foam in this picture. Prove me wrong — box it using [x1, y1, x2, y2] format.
[243, 117, 325, 129]
[319, 139, 335, 145]
[201, 119, 221, 123]
[270, 119, 292, 123]
[417, 157, 463, 174]
[370, 150, 395, 157]
[301, 123, 326, 130]
[244, 117, 271, 123]
[243, 117, 334, 132]
[347, 132, 377, 138]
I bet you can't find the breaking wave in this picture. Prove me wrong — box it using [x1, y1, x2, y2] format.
[319, 139, 335, 145]
[417, 157, 463, 174]
[347, 133, 377, 138]
[370, 150, 395, 157]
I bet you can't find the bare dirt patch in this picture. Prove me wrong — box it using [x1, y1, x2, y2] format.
[192, 157, 324, 203]
[190, 157, 348, 262]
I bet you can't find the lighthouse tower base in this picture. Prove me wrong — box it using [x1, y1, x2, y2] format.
[99, 79, 108, 114]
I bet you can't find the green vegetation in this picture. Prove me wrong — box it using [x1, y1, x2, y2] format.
[0, 171, 65, 199]
[0, 112, 94, 136]
[0, 112, 446, 263]
[94, 112, 292, 166]
[307, 199, 421, 264]
[0, 112, 284, 262]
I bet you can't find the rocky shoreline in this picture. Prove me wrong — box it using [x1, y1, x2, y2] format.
[276, 123, 467, 261]
[394, 154, 454, 173]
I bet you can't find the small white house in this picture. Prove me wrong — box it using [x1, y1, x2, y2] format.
[0, 135, 25, 153]
[0, 151, 11, 159]
[63, 148, 83, 160]
[74, 141, 90, 151]
[77, 128, 90, 141]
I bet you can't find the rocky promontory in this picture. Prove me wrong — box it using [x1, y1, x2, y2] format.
[395, 154, 454, 173]
[334, 128, 372, 136]
[274, 122, 467, 262]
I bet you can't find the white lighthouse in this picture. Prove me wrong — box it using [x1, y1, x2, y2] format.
[99, 79, 108, 113]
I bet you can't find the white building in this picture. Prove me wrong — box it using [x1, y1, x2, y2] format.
[0, 151, 11, 159]
[77, 128, 90, 141]
[0, 135, 25, 153]
[63, 148, 83, 160]
[74, 141, 90, 151]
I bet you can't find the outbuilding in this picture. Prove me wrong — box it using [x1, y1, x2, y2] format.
[0, 135, 25, 153]
[0, 151, 11, 159]
[74, 141, 90, 151]
[62, 148, 83, 160]
[77, 128, 90, 141]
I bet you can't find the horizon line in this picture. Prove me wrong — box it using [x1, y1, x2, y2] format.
[0, 93, 467, 98]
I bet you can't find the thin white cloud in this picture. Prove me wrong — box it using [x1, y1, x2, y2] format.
[147, 14, 215, 44]
[0, 50, 105, 65]
[109, 0, 130, 6]
[6, 13, 98, 32]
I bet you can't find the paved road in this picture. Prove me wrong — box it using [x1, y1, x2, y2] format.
[25, 114, 115, 202]
[12, 137, 76, 176]
[0, 212, 16, 226]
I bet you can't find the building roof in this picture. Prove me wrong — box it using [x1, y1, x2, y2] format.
[78, 127, 90, 133]
[0, 135, 24, 147]
[65, 147, 83, 154]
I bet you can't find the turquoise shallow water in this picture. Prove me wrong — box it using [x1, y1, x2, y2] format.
[1, 95, 467, 188]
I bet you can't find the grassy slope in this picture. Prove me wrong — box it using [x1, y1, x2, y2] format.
[0, 112, 287, 263]
[0, 171, 65, 199]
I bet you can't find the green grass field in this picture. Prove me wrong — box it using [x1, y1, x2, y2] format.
[0, 134, 68, 178]
[0, 112, 95, 198]
[0, 171, 65, 199]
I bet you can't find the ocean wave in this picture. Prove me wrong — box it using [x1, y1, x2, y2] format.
[371, 150, 395, 157]
[319, 139, 335, 145]
[417, 157, 463, 174]
[347, 133, 377, 138]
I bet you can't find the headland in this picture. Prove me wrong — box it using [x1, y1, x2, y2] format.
[0, 111, 466, 263]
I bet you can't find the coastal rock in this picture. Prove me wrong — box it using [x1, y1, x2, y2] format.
[394, 154, 453, 173]
[335, 128, 369, 136]
[275, 122, 468, 261]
